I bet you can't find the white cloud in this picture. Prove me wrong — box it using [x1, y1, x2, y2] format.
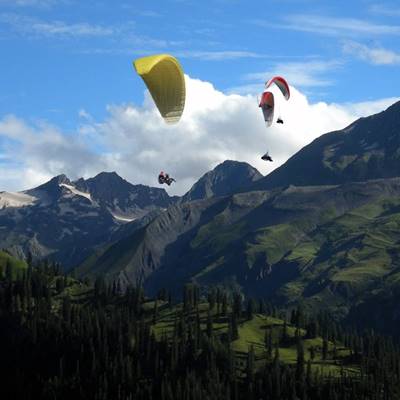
[0, 115, 107, 190]
[229, 59, 341, 97]
[369, 4, 400, 17]
[79, 45, 269, 58]
[335, 98, 400, 116]
[176, 50, 264, 61]
[239, 60, 342, 94]
[138, 10, 162, 18]
[0, 13, 114, 37]
[78, 109, 92, 121]
[0, 76, 398, 195]
[255, 15, 400, 37]
[0, 13, 178, 51]
[32, 21, 113, 37]
[343, 41, 400, 65]
[0, 0, 57, 6]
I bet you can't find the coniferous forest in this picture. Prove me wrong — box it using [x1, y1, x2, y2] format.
[1, 258, 400, 400]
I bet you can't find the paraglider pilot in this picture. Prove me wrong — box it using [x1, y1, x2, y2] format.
[261, 152, 273, 162]
[158, 171, 176, 186]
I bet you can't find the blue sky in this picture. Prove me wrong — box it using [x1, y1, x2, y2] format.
[0, 0, 399, 193]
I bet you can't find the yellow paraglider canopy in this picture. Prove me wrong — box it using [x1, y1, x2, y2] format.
[133, 54, 186, 124]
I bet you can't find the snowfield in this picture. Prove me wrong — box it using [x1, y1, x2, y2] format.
[111, 212, 136, 222]
[0, 191, 37, 208]
[60, 184, 92, 202]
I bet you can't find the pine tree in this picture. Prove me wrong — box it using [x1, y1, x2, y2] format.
[153, 300, 158, 324]
[208, 288, 216, 310]
[309, 346, 315, 361]
[231, 313, 239, 340]
[233, 293, 242, 319]
[246, 345, 255, 384]
[247, 298, 255, 320]
[221, 293, 228, 316]
[207, 310, 213, 338]
[258, 299, 266, 314]
[265, 329, 273, 359]
[296, 338, 305, 397]
[322, 337, 329, 360]
[282, 320, 288, 345]
[5, 259, 12, 281]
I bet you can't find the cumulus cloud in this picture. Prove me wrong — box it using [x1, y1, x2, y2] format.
[343, 41, 400, 65]
[0, 76, 398, 194]
[0, 115, 107, 189]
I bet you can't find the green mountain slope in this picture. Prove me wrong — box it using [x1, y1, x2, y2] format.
[0, 250, 27, 279]
[78, 178, 400, 331]
[150, 301, 357, 377]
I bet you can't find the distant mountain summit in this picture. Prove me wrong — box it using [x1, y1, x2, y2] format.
[0, 172, 175, 267]
[74, 171, 174, 220]
[181, 160, 262, 202]
[253, 100, 400, 190]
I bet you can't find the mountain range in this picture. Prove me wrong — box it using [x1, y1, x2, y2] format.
[2, 101, 400, 332]
[0, 161, 261, 268]
[0, 172, 174, 267]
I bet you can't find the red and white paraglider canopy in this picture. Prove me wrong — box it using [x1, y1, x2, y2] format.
[265, 76, 290, 101]
[259, 91, 275, 127]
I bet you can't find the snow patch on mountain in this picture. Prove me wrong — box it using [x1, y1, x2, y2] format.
[60, 183, 92, 202]
[111, 212, 137, 223]
[0, 191, 37, 208]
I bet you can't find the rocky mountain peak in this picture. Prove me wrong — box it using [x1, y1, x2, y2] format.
[181, 160, 263, 202]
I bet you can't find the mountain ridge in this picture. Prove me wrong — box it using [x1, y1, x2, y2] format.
[0, 160, 261, 268]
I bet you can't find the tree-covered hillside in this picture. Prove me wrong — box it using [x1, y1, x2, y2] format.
[1, 261, 399, 399]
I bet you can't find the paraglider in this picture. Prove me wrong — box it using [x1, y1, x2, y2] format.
[259, 76, 290, 161]
[265, 76, 290, 124]
[265, 76, 290, 101]
[133, 54, 186, 124]
[261, 152, 273, 162]
[259, 76, 290, 126]
[259, 91, 275, 127]
[158, 171, 176, 186]
[133, 54, 184, 185]
[264, 76, 290, 126]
